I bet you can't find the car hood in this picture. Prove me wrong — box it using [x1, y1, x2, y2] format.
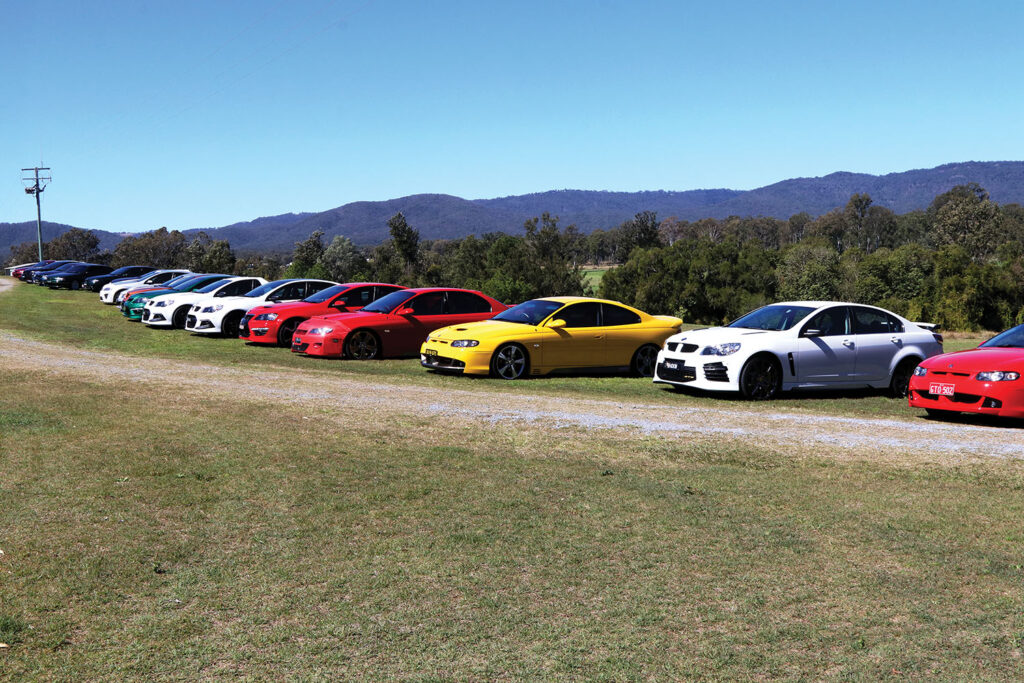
[429, 319, 539, 341]
[920, 347, 1024, 372]
[302, 310, 383, 328]
[667, 326, 783, 346]
[248, 300, 319, 317]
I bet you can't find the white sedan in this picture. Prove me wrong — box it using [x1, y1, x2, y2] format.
[98, 269, 191, 304]
[653, 301, 944, 399]
[185, 278, 337, 337]
[142, 276, 266, 328]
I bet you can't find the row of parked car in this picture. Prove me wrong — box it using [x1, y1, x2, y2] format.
[9, 258, 1024, 420]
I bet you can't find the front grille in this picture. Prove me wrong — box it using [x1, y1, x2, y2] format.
[186, 315, 197, 328]
[666, 342, 698, 353]
[292, 342, 310, 353]
[930, 370, 970, 377]
[421, 354, 465, 370]
[657, 360, 696, 382]
[703, 362, 729, 382]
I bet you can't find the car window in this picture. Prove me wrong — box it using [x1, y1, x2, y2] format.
[851, 306, 904, 334]
[374, 285, 404, 300]
[602, 303, 641, 326]
[446, 291, 492, 314]
[272, 283, 306, 300]
[335, 286, 375, 307]
[558, 302, 602, 328]
[408, 292, 445, 315]
[303, 281, 334, 298]
[802, 307, 850, 337]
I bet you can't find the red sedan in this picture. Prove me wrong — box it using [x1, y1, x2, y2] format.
[292, 287, 507, 359]
[908, 323, 1024, 419]
[239, 282, 404, 347]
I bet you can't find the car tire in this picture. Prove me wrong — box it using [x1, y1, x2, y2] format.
[278, 318, 303, 347]
[223, 311, 244, 337]
[172, 305, 189, 329]
[738, 354, 781, 400]
[490, 343, 529, 380]
[344, 329, 381, 360]
[889, 357, 920, 398]
[630, 344, 660, 377]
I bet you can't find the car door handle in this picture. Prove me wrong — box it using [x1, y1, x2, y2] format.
[842, 339, 854, 347]
[594, 334, 605, 339]
[890, 336, 902, 344]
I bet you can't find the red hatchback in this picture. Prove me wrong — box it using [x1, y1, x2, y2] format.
[239, 282, 405, 347]
[292, 288, 507, 359]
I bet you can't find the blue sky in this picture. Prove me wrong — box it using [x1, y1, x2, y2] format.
[3, 0, 1022, 232]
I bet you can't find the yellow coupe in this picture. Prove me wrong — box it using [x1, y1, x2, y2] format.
[420, 296, 683, 379]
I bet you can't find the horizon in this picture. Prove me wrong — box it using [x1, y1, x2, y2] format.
[5, 1, 1024, 232]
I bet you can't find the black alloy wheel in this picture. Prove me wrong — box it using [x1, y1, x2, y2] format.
[631, 344, 660, 377]
[172, 305, 189, 329]
[344, 330, 381, 360]
[223, 312, 243, 337]
[278, 318, 302, 347]
[739, 355, 780, 400]
[889, 358, 919, 399]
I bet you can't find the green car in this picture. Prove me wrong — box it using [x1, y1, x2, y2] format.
[120, 274, 230, 320]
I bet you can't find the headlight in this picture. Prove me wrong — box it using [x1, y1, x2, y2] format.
[701, 343, 741, 356]
[202, 304, 224, 313]
[53, 276, 64, 282]
[154, 299, 172, 307]
[976, 371, 1020, 382]
[308, 327, 334, 335]
[450, 340, 479, 348]
[254, 313, 278, 321]
[913, 366, 928, 377]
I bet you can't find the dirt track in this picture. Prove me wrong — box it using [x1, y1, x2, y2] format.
[1, 310, 1020, 463]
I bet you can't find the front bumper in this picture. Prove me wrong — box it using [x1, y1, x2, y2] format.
[290, 330, 345, 357]
[185, 311, 224, 334]
[239, 314, 279, 343]
[652, 349, 740, 391]
[908, 376, 1024, 418]
[419, 341, 490, 375]
[142, 307, 171, 326]
[122, 302, 145, 320]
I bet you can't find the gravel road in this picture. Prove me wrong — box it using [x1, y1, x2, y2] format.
[1, 315, 1021, 462]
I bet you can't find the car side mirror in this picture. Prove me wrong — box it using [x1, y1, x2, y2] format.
[547, 318, 567, 329]
[331, 301, 348, 310]
[802, 328, 822, 337]
[396, 307, 415, 316]
[214, 290, 226, 297]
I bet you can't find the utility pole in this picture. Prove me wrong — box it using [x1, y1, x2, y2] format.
[22, 166, 52, 261]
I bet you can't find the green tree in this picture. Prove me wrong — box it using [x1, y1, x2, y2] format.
[318, 235, 365, 282]
[286, 230, 326, 277]
[388, 213, 420, 271]
[776, 242, 841, 300]
[111, 227, 187, 268]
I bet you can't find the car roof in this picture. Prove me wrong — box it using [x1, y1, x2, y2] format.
[536, 296, 629, 306]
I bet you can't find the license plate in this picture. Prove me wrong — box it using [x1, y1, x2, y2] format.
[930, 383, 955, 396]
[424, 348, 437, 357]
[664, 361, 678, 370]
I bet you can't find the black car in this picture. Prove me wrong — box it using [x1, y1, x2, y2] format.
[83, 265, 153, 292]
[45, 263, 113, 290]
[21, 260, 79, 282]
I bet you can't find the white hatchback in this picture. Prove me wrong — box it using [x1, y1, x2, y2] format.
[654, 301, 943, 399]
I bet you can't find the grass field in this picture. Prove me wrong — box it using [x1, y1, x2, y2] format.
[581, 266, 609, 292]
[2, 280, 1022, 679]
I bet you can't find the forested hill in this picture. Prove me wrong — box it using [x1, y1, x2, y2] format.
[5, 161, 1024, 255]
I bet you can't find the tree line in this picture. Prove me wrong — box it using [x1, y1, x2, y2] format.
[9, 183, 1024, 330]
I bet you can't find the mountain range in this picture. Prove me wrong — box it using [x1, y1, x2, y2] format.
[4, 161, 1023, 257]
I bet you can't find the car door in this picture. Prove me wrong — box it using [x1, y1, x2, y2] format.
[795, 306, 856, 384]
[849, 306, 905, 382]
[444, 291, 497, 326]
[539, 302, 604, 369]
[385, 291, 448, 356]
[601, 303, 646, 367]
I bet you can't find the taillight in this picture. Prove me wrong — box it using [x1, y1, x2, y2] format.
[933, 333, 944, 345]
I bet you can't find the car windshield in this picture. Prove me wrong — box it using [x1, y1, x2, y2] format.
[980, 324, 1024, 349]
[244, 280, 291, 298]
[728, 304, 816, 331]
[361, 289, 415, 313]
[195, 278, 233, 294]
[493, 299, 564, 325]
[303, 284, 347, 303]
